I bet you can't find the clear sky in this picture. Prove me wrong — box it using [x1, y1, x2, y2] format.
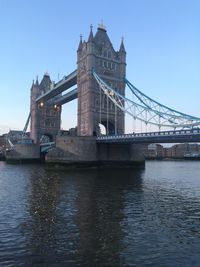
[0, 0, 199, 134]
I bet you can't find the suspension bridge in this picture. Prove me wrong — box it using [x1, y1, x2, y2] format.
[6, 24, 200, 166]
[31, 68, 200, 145]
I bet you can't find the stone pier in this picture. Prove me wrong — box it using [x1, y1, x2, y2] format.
[46, 136, 145, 169]
[6, 143, 40, 163]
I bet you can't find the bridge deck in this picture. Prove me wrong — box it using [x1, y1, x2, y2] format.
[96, 129, 200, 144]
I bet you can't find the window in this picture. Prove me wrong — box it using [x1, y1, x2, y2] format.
[111, 62, 116, 70]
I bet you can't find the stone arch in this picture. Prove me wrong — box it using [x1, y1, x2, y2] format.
[97, 120, 115, 136]
[98, 123, 106, 135]
[39, 133, 53, 143]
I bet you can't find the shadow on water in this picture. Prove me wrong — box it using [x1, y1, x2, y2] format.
[22, 167, 144, 267]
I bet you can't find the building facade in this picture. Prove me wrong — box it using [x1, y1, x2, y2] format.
[77, 24, 126, 136]
[30, 74, 61, 143]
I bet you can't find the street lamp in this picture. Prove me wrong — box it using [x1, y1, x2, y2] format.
[39, 102, 44, 108]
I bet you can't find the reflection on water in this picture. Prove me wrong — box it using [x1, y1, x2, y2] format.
[0, 161, 200, 266]
[73, 170, 143, 266]
[25, 168, 143, 266]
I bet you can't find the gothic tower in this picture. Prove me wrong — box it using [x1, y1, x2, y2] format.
[77, 24, 126, 136]
[30, 73, 61, 143]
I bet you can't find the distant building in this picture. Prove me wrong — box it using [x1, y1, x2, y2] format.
[0, 134, 6, 152]
[145, 143, 200, 159]
[171, 143, 200, 158]
[145, 144, 164, 159]
[163, 147, 173, 158]
[7, 130, 30, 144]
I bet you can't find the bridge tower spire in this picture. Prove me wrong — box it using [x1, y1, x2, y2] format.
[77, 34, 83, 52]
[77, 24, 126, 136]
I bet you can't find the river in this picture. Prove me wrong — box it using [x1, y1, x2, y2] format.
[0, 160, 200, 266]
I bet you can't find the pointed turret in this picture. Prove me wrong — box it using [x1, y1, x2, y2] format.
[88, 25, 94, 42]
[95, 22, 108, 42]
[31, 79, 35, 89]
[40, 72, 51, 93]
[35, 75, 39, 87]
[31, 76, 39, 95]
[77, 34, 83, 51]
[94, 22, 114, 52]
[119, 37, 126, 53]
[87, 25, 95, 56]
[31, 77, 39, 93]
[119, 37, 126, 66]
[30, 76, 40, 112]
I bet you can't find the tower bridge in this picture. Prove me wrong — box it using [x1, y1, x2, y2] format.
[6, 24, 200, 166]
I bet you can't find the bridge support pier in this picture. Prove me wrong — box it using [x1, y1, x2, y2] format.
[97, 143, 145, 168]
[5, 143, 41, 163]
[46, 136, 145, 169]
[46, 136, 97, 166]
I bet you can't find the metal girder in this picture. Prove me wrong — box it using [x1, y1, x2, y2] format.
[93, 70, 200, 129]
[54, 88, 78, 105]
[22, 112, 31, 136]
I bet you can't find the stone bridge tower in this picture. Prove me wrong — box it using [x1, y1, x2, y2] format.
[30, 73, 61, 144]
[77, 24, 126, 136]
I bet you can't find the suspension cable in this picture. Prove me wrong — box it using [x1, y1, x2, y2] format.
[92, 70, 200, 129]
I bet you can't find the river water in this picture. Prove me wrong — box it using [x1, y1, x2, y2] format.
[0, 160, 200, 266]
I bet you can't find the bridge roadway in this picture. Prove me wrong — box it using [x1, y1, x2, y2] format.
[96, 129, 200, 144]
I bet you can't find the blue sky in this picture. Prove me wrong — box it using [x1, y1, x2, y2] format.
[0, 0, 199, 134]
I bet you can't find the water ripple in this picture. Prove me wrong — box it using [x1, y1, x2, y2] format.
[0, 161, 200, 266]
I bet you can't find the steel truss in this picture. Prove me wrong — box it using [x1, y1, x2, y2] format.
[93, 70, 200, 129]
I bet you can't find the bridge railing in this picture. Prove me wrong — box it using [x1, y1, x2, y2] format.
[96, 128, 200, 140]
[40, 142, 55, 147]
